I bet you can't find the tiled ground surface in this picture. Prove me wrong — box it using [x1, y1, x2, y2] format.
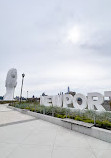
[0, 104, 111, 158]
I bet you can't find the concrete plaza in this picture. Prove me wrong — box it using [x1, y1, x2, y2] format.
[0, 104, 111, 158]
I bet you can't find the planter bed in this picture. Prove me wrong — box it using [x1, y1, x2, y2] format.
[8, 105, 111, 143]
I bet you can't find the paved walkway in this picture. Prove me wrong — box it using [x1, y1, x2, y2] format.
[0, 104, 111, 158]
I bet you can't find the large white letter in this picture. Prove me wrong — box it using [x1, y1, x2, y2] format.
[42, 96, 52, 106]
[88, 92, 105, 111]
[73, 93, 87, 110]
[63, 94, 73, 108]
[40, 96, 44, 105]
[52, 95, 62, 107]
[104, 91, 111, 100]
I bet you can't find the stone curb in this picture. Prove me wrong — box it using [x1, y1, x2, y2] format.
[8, 105, 111, 143]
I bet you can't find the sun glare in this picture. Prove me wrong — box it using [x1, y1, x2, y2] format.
[67, 26, 81, 44]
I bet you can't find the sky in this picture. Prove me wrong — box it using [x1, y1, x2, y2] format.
[0, 0, 111, 98]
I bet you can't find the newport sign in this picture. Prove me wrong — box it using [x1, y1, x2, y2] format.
[40, 91, 111, 111]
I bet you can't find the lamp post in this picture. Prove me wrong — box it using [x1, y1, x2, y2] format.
[27, 91, 28, 99]
[20, 73, 25, 103]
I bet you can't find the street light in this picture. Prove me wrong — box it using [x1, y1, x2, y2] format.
[20, 73, 25, 103]
[27, 91, 28, 99]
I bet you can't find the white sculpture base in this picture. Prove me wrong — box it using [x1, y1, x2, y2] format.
[4, 87, 15, 101]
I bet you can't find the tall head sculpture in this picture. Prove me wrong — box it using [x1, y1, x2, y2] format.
[4, 68, 17, 100]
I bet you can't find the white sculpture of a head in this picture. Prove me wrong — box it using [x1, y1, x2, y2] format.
[4, 68, 17, 101]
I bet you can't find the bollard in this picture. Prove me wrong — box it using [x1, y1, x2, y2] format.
[94, 115, 96, 125]
[52, 109, 54, 117]
[43, 108, 45, 115]
[66, 112, 67, 118]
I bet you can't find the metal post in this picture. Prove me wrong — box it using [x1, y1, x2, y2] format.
[27, 91, 28, 99]
[20, 73, 25, 103]
[66, 111, 67, 118]
[94, 115, 96, 125]
[52, 109, 54, 117]
[43, 108, 45, 115]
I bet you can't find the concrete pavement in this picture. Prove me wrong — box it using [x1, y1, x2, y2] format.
[0, 104, 111, 158]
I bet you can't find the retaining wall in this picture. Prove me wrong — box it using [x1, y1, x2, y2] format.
[8, 105, 111, 143]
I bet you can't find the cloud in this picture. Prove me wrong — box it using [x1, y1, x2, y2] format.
[0, 0, 111, 97]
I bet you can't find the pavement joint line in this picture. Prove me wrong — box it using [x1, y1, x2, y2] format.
[0, 118, 37, 127]
[5, 118, 42, 158]
[51, 127, 58, 158]
[84, 135, 97, 158]
[0, 110, 13, 112]
[5, 143, 19, 158]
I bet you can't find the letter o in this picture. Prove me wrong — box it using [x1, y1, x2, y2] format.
[73, 93, 87, 110]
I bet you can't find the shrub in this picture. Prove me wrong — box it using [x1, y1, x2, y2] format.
[75, 116, 83, 121]
[10, 101, 111, 130]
